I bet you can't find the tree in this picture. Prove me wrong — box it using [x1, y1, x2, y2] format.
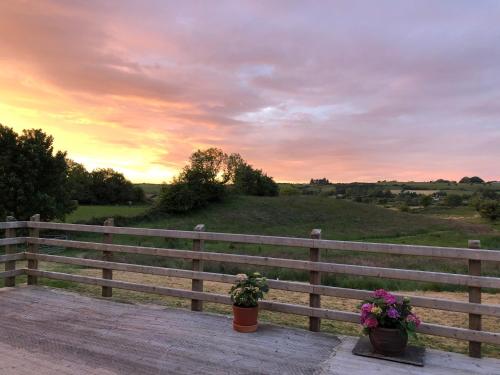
[158, 148, 278, 213]
[459, 176, 484, 184]
[67, 161, 145, 205]
[67, 160, 93, 204]
[310, 178, 331, 185]
[158, 149, 228, 213]
[0, 125, 75, 220]
[89, 168, 138, 204]
[233, 164, 279, 196]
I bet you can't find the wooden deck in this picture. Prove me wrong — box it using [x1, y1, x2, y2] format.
[0, 287, 499, 375]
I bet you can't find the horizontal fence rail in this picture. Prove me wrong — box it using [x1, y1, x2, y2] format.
[24, 221, 500, 261]
[2, 219, 500, 358]
[25, 237, 500, 289]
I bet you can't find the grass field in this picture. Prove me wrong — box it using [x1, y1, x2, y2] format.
[66, 204, 150, 223]
[61, 195, 500, 291]
[135, 183, 163, 195]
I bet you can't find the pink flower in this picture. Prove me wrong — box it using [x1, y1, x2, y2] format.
[360, 303, 373, 323]
[384, 293, 396, 305]
[373, 289, 388, 298]
[363, 316, 378, 328]
[407, 313, 421, 327]
[361, 303, 373, 313]
[373, 289, 396, 304]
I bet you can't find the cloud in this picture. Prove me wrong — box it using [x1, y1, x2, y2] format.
[0, 0, 499, 182]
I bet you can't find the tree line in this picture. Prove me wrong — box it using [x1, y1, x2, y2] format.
[67, 161, 145, 205]
[1, 124, 278, 220]
[0, 124, 144, 220]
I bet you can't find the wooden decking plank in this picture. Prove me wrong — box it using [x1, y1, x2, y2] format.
[0, 287, 339, 374]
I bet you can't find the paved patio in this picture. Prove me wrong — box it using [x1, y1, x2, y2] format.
[0, 287, 498, 374]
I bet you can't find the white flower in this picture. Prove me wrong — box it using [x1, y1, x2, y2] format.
[236, 273, 248, 281]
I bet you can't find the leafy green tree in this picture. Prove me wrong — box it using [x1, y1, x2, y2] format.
[233, 164, 278, 196]
[158, 148, 278, 213]
[0, 125, 75, 220]
[67, 160, 93, 204]
[89, 168, 137, 204]
[158, 148, 228, 213]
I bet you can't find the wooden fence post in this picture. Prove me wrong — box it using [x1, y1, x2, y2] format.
[4, 216, 17, 287]
[191, 224, 205, 311]
[468, 239, 482, 358]
[309, 228, 322, 332]
[27, 214, 40, 285]
[102, 218, 114, 297]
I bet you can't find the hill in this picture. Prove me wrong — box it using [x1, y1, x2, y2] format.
[133, 195, 498, 246]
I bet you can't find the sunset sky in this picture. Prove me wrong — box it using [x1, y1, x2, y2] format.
[1, 1, 499, 183]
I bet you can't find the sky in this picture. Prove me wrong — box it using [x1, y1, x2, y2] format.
[0, 0, 499, 183]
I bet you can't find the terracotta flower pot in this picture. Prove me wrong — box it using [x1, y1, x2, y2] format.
[369, 327, 408, 356]
[232, 305, 258, 333]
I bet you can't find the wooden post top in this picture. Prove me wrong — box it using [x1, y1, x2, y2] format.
[104, 218, 115, 226]
[468, 240, 481, 249]
[310, 229, 321, 239]
[194, 224, 205, 232]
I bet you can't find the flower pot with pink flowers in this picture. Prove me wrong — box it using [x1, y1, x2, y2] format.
[359, 289, 421, 356]
[229, 272, 269, 333]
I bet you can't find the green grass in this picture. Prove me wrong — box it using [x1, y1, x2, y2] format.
[60, 195, 499, 292]
[66, 204, 150, 223]
[135, 183, 163, 195]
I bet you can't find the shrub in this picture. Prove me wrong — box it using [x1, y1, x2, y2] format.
[444, 194, 463, 207]
[420, 195, 433, 207]
[280, 185, 301, 196]
[398, 203, 410, 212]
[477, 200, 500, 221]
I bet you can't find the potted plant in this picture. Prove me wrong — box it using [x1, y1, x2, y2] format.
[229, 272, 269, 333]
[359, 289, 421, 356]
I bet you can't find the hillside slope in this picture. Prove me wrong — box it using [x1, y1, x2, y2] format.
[138, 195, 495, 245]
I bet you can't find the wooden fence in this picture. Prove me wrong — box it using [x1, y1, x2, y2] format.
[2, 216, 500, 358]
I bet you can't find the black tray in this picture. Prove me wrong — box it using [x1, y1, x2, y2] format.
[352, 336, 425, 366]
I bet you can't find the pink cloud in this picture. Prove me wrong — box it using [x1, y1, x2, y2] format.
[0, 0, 499, 182]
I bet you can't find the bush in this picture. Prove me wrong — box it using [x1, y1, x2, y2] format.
[399, 203, 410, 212]
[477, 200, 500, 221]
[444, 194, 463, 207]
[420, 195, 433, 207]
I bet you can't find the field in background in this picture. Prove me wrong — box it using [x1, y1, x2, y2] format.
[54, 194, 500, 292]
[135, 183, 163, 195]
[66, 204, 150, 223]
